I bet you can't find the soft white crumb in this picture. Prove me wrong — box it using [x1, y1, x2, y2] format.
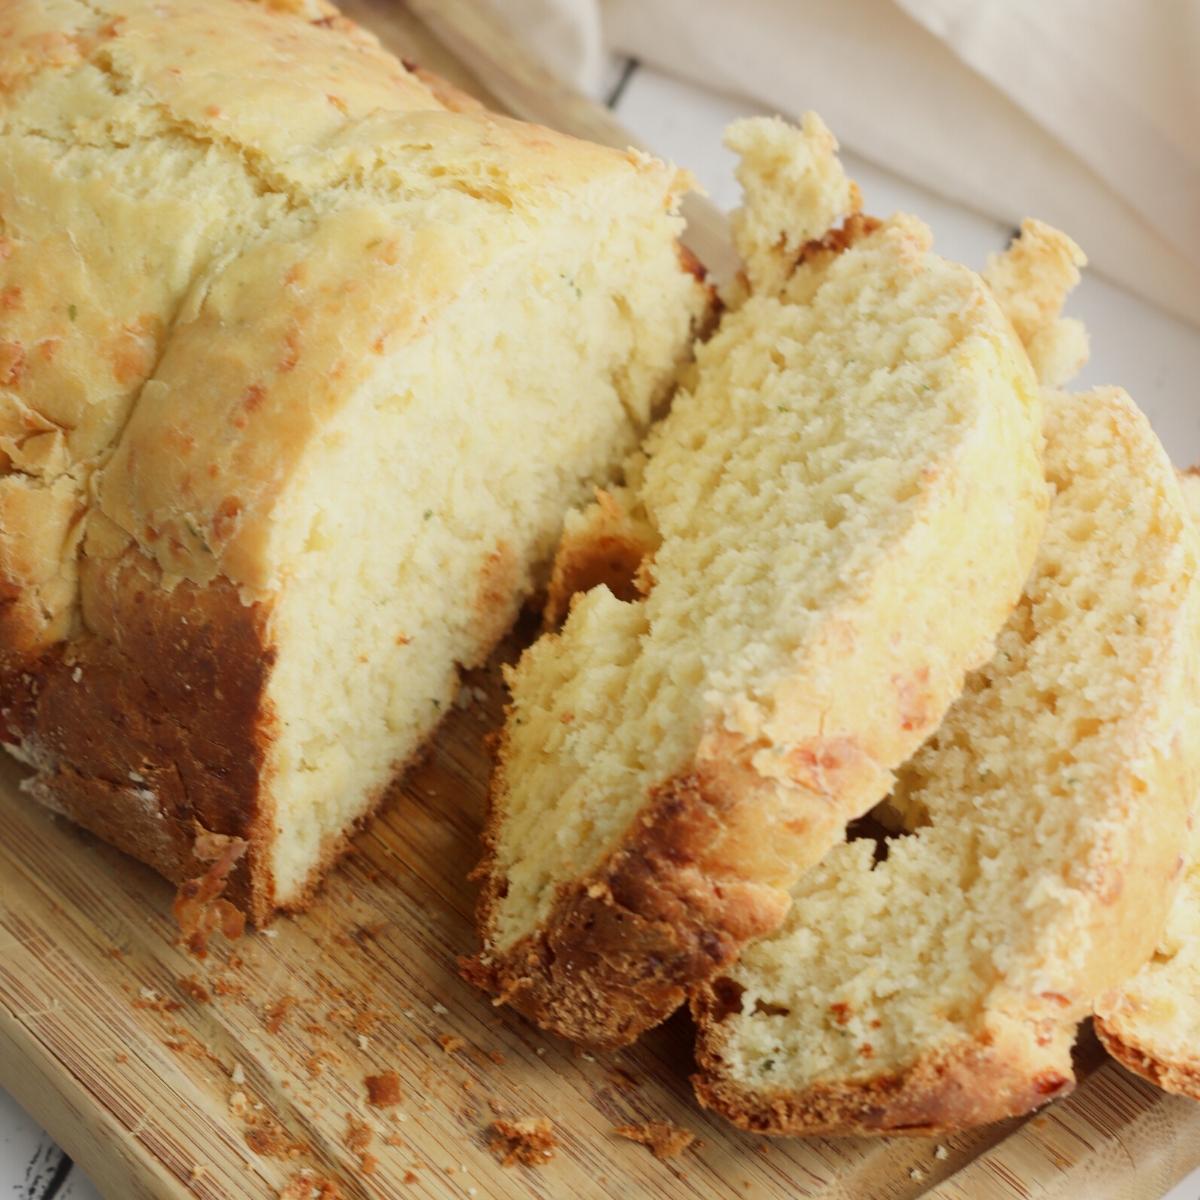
[230, 1062, 245, 1085]
[138, 987, 158, 1001]
[260, 928, 278, 939]
[357, 1035, 370, 1050]
[910, 1167, 926, 1181]
[432, 1002, 449, 1015]
[934, 1144, 949, 1160]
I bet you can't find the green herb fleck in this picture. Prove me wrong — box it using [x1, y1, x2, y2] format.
[423, 509, 433, 521]
[68, 304, 77, 321]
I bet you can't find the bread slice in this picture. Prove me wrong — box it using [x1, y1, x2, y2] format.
[463, 115, 1048, 1049]
[0, 0, 709, 923]
[691, 388, 1200, 1135]
[1094, 469, 1200, 1100]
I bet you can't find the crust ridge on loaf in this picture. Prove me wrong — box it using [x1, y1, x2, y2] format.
[464, 114, 1048, 1048]
[0, 0, 709, 920]
[691, 387, 1200, 1136]
[1094, 469, 1200, 1101]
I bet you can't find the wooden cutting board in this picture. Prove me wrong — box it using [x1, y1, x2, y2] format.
[3, 3, 1200, 1199]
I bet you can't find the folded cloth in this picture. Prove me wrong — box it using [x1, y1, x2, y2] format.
[488, 0, 1200, 328]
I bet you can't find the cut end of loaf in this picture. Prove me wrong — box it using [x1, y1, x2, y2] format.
[0, 0, 708, 923]
[262, 199, 707, 910]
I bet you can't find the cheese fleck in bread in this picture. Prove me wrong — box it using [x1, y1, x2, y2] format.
[1094, 470, 1200, 1101]
[464, 116, 1048, 1049]
[692, 390, 1200, 1135]
[0, 0, 708, 922]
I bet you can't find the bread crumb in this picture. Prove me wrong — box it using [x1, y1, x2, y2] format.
[437, 1033, 465, 1053]
[431, 1002, 449, 1015]
[244, 1119, 307, 1160]
[486, 1118, 557, 1167]
[231, 1062, 246, 1085]
[265, 995, 297, 1034]
[365, 1071, 403, 1108]
[304, 1051, 338, 1079]
[934, 1144, 949, 1160]
[910, 1166, 926, 1181]
[277, 1172, 344, 1200]
[356, 1034, 370, 1050]
[133, 987, 182, 1014]
[178, 975, 210, 1004]
[344, 1115, 373, 1156]
[613, 1120, 696, 1159]
[188, 1164, 205, 1184]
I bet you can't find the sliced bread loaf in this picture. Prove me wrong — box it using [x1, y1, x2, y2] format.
[691, 388, 1200, 1135]
[1094, 470, 1200, 1101]
[463, 115, 1048, 1048]
[0, 0, 709, 923]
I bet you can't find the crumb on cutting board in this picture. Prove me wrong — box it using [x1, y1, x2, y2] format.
[486, 1118, 557, 1167]
[265, 995, 298, 1033]
[343, 1114, 373, 1156]
[178, 974, 211, 1003]
[613, 1120, 697, 1159]
[277, 1170, 345, 1200]
[365, 1071, 403, 1108]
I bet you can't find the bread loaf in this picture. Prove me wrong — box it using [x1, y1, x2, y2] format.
[691, 388, 1200, 1135]
[0, 0, 708, 923]
[1094, 470, 1200, 1101]
[463, 115, 1048, 1049]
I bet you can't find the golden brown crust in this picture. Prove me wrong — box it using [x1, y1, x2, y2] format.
[690, 1011, 1072, 1136]
[1094, 1019, 1200, 1101]
[464, 757, 806, 1050]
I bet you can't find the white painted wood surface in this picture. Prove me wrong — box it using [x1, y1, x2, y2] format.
[2, 45, 1199, 1200]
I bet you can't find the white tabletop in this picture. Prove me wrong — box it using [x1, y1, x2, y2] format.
[3, 59, 1199, 1200]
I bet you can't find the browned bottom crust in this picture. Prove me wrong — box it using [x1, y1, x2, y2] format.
[1095, 1018, 1200, 1101]
[690, 1003, 1075, 1137]
[0, 548, 278, 923]
[463, 759, 808, 1050]
[0, 543, 445, 929]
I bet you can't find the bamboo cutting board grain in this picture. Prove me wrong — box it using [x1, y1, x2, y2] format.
[2, 4, 1200, 1199]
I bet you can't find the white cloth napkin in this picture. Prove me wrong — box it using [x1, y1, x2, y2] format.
[489, 0, 1200, 328]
